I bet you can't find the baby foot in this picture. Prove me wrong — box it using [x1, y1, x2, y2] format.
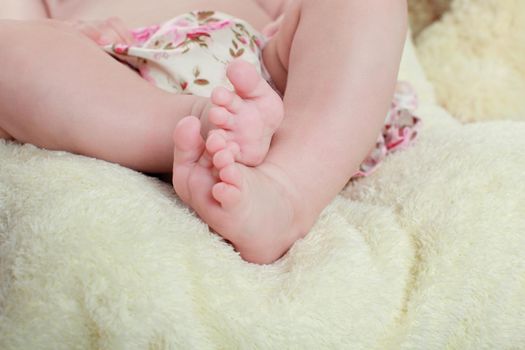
[205, 60, 283, 167]
[172, 116, 305, 264]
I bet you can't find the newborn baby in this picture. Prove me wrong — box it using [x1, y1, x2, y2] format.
[0, 0, 418, 263]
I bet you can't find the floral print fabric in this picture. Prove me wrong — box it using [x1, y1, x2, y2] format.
[104, 11, 268, 97]
[353, 81, 421, 178]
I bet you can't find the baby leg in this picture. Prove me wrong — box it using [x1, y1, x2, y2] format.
[0, 19, 208, 173]
[262, 0, 408, 209]
[171, 0, 408, 264]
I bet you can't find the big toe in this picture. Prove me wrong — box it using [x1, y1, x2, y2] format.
[173, 116, 205, 164]
[226, 59, 265, 99]
[172, 116, 205, 201]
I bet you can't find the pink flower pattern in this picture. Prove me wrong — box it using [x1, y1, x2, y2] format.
[132, 25, 161, 44]
[352, 81, 421, 179]
[103, 11, 269, 96]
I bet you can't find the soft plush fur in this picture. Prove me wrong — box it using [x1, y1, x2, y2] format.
[1, 21, 524, 350]
[411, 0, 525, 122]
[408, 0, 451, 36]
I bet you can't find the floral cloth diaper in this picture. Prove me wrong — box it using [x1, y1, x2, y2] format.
[104, 11, 268, 97]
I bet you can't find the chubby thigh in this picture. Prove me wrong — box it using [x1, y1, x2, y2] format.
[0, 19, 202, 172]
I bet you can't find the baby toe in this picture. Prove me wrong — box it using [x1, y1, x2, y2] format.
[211, 86, 234, 106]
[226, 59, 262, 98]
[206, 129, 228, 154]
[208, 106, 235, 129]
[212, 182, 242, 210]
[213, 148, 235, 170]
[225, 141, 241, 160]
[219, 163, 243, 188]
[211, 86, 243, 113]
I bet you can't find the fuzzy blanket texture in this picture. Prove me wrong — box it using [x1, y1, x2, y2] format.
[1, 3, 525, 349]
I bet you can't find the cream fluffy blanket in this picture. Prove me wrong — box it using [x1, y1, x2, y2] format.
[1, 33, 525, 349]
